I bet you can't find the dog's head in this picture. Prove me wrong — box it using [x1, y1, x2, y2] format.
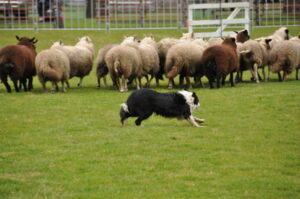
[178, 90, 200, 112]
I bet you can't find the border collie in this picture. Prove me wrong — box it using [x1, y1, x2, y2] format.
[120, 89, 204, 127]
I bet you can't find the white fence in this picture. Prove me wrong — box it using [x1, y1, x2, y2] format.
[188, 2, 250, 38]
[0, 0, 299, 30]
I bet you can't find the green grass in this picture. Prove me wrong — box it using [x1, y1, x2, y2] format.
[0, 27, 300, 199]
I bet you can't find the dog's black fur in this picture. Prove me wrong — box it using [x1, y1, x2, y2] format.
[120, 89, 204, 127]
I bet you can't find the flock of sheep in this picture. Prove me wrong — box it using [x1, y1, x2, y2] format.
[0, 27, 299, 93]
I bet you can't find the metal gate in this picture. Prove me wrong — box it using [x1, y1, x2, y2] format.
[0, 0, 299, 30]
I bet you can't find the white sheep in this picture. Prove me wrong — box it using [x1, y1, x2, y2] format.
[256, 27, 289, 49]
[138, 36, 160, 87]
[52, 36, 94, 87]
[269, 40, 300, 81]
[238, 38, 271, 83]
[105, 36, 143, 92]
[95, 44, 118, 88]
[164, 41, 205, 89]
[35, 45, 70, 92]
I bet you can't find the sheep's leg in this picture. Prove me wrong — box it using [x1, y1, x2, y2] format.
[155, 77, 160, 87]
[179, 74, 184, 86]
[147, 75, 155, 88]
[253, 63, 259, 83]
[221, 75, 226, 86]
[116, 78, 121, 91]
[277, 72, 282, 81]
[28, 77, 33, 90]
[261, 67, 267, 82]
[267, 65, 271, 81]
[1, 75, 11, 93]
[296, 68, 299, 80]
[137, 77, 142, 90]
[77, 77, 83, 87]
[41, 81, 47, 92]
[97, 77, 101, 88]
[12, 79, 20, 92]
[66, 80, 70, 89]
[103, 76, 108, 87]
[120, 76, 127, 92]
[185, 76, 192, 89]
[167, 78, 174, 89]
[230, 72, 234, 87]
[186, 116, 201, 127]
[61, 80, 66, 92]
[51, 81, 56, 92]
[208, 77, 214, 89]
[235, 71, 240, 83]
[21, 78, 27, 91]
[283, 71, 288, 81]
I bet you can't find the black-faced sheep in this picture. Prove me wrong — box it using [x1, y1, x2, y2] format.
[237, 38, 271, 82]
[52, 36, 94, 87]
[201, 38, 239, 88]
[269, 40, 300, 81]
[0, 36, 37, 93]
[35, 45, 70, 92]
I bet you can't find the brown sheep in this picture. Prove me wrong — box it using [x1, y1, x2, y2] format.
[0, 36, 37, 93]
[201, 37, 239, 88]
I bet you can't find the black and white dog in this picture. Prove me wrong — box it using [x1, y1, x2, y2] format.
[120, 89, 204, 127]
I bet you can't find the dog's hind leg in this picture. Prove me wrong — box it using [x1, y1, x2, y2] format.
[135, 112, 152, 126]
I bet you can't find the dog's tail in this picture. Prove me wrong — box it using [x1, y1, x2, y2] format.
[120, 103, 130, 126]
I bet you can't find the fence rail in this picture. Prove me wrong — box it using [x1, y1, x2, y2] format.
[0, 0, 299, 30]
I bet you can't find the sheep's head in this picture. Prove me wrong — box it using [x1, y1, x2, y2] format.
[240, 50, 255, 69]
[16, 36, 38, 50]
[141, 36, 156, 46]
[121, 35, 138, 45]
[222, 37, 237, 49]
[180, 32, 195, 41]
[274, 27, 289, 40]
[51, 40, 64, 47]
[79, 36, 92, 43]
[234, 29, 250, 43]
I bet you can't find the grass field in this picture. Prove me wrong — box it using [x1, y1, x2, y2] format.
[0, 27, 300, 199]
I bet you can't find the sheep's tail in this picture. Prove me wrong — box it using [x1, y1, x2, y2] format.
[166, 66, 179, 78]
[120, 103, 130, 126]
[0, 56, 14, 70]
[114, 60, 121, 74]
[204, 56, 217, 74]
[39, 63, 61, 81]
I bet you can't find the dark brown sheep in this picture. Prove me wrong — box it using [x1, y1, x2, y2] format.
[201, 37, 239, 88]
[0, 36, 37, 93]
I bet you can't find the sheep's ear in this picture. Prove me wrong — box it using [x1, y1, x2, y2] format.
[233, 31, 238, 34]
[59, 40, 63, 45]
[16, 35, 20, 41]
[298, 35, 300, 39]
[265, 38, 272, 44]
[33, 39, 38, 44]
